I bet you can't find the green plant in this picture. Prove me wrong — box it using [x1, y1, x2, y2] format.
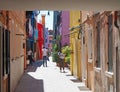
[65, 56, 70, 64]
[62, 46, 71, 64]
[52, 51, 59, 62]
[52, 43, 59, 62]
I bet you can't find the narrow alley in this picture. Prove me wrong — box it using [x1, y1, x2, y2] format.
[14, 56, 91, 92]
[0, 5, 120, 92]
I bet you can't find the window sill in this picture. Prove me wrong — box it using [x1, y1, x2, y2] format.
[105, 71, 113, 78]
[88, 58, 92, 63]
[94, 67, 101, 73]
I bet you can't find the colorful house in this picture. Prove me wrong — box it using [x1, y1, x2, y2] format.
[80, 11, 120, 92]
[60, 11, 70, 47]
[44, 28, 49, 48]
[69, 11, 82, 80]
[80, 11, 94, 91]
[37, 22, 44, 59]
[0, 10, 26, 92]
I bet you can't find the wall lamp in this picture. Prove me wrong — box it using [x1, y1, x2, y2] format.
[48, 11, 50, 15]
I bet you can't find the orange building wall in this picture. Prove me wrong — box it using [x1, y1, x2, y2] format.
[0, 10, 26, 92]
[8, 11, 26, 92]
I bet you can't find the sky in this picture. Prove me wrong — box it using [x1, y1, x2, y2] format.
[37, 10, 54, 30]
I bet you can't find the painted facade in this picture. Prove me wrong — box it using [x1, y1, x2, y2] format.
[81, 11, 94, 91]
[48, 29, 53, 52]
[53, 11, 62, 51]
[69, 11, 120, 92]
[0, 10, 26, 92]
[61, 11, 70, 47]
[69, 11, 82, 80]
[80, 11, 120, 92]
[44, 28, 49, 48]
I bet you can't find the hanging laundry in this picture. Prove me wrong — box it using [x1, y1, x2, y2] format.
[34, 28, 38, 40]
[29, 18, 33, 37]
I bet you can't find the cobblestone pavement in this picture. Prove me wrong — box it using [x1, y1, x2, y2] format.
[14, 57, 92, 92]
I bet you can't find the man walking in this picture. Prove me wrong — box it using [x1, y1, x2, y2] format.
[42, 47, 48, 67]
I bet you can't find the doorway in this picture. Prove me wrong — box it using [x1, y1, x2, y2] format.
[0, 22, 3, 92]
[0, 22, 10, 92]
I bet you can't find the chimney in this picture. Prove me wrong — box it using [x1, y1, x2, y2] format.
[41, 14, 46, 26]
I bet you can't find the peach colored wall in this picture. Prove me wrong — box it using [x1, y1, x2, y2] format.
[8, 11, 26, 92]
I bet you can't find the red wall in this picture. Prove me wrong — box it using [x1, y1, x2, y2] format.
[37, 23, 44, 59]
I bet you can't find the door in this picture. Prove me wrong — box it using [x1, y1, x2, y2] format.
[0, 22, 3, 92]
[116, 47, 119, 91]
[2, 27, 10, 92]
[5, 29, 10, 92]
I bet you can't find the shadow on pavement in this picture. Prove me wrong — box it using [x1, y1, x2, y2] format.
[14, 60, 44, 92]
[70, 78, 82, 83]
[32, 60, 43, 67]
[14, 74, 44, 92]
[78, 86, 91, 91]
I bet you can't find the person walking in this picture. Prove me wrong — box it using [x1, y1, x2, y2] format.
[42, 47, 48, 67]
[28, 49, 33, 65]
[58, 51, 66, 72]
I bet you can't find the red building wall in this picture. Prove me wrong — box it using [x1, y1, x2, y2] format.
[37, 23, 44, 59]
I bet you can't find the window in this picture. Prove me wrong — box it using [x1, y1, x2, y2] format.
[108, 14, 113, 72]
[2, 28, 10, 76]
[88, 27, 92, 59]
[5, 30, 10, 74]
[0, 23, 2, 88]
[96, 21, 100, 67]
[2, 28, 6, 76]
[116, 47, 119, 91]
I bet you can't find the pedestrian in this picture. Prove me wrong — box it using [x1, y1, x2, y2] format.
[58, 51, 66, 72]
[46, 48, 50, 61]
[28, 49, 33, 65]
[42, 47, 48, 67]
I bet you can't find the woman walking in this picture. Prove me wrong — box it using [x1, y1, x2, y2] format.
[58, 51, 66, 72]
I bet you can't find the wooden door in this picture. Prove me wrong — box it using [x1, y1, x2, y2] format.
[2, 27, 10, 92]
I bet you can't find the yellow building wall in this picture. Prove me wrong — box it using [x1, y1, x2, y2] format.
[69, 11, 82, 79]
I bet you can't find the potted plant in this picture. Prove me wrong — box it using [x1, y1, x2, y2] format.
[61, 46, 71, 68]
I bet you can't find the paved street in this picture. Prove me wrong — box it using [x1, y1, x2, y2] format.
[14, 56, 92, 92]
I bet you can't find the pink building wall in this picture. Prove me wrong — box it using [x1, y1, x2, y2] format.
[61, 11, 70, 46]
